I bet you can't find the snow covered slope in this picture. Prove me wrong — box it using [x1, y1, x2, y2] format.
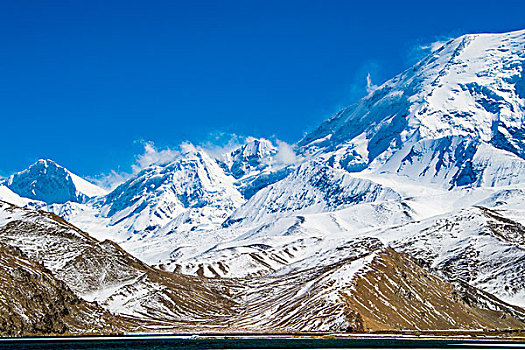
[379, 206, 525, 307]
[2, 29, 525, 322]
[224, 161, 401, 225]
[97, 146, 244, 241]
[0, 185, 33, 207]
[0, 242, 122, 336]
[233, 242, 525, 332]
[3, 159, 107, 204]
[300, 30, 525, 177]
[377, 136, 525, 189]
[0, 201, 235, 325]
[219, 137, 277, 179]
[2, 201, 523, 335]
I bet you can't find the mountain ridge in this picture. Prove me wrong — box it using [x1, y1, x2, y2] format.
[1, 200, 523, 335]
[1, 29, 525, 334]
[2, 159, 107, 204]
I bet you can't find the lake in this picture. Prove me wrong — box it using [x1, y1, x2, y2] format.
[0, 335, 524, 349]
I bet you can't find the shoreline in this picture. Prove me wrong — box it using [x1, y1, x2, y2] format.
[1, 331, 524, 341]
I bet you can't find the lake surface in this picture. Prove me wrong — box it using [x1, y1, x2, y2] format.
[0, 335, 524, 349]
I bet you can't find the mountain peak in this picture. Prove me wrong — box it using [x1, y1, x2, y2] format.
[222, 137, 278, 178]
[29, 158, 61, 171]
[237, 137, 276, 158]
[4, 159, 106, 204]
[299, 29, 525, 177]
[101, 148, 244, 237]
[35, 158, 54, 165]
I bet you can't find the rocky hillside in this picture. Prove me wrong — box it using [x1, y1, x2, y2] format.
[0, 201, 235, 329]
[1, 202, 524, 335]
[0, 243, 121, 336]
[1, 29, 525, 335]
[233, 243, 525, 332]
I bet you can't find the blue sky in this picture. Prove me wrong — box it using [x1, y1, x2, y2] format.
[1, 0, 524, 180]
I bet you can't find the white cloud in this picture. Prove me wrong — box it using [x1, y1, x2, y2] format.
[418, 40, 448, 53]
[179, 141, 198, 154]
[200, 132, 245, 161]
[89, 170, 130, 191]
[200, 133, 298, 167]
[366, 73, 379, 94]
[275, 139, 297, 165]
[131, 141, 180, 173]
[343, 60, 382, 104]
[406, 36, 453, 65]
[93, 141, 180, 190]
[93, 133, 296, 190]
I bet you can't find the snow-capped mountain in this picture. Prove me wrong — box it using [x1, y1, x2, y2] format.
[300, 30, 525, 183]
[220, 137, 294, 199]
[224, 160, 401, 225]
[1, 201, 523, 335]
[43, 146, 246, 246]
[155, 30, 525, 306]
[1, 29, 525, 334]
[220, 137, 277, 179]
[99, 146, 244, 239]
[3, 159, 107, 204]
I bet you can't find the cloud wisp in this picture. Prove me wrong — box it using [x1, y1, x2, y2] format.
[132, 141, 180, 173]
[366, 73, 379, 94]
[275, 139, 297, 165]
[405, 35, 454, 65]
[93, 133, 300, 191]
[200, 132, 245, 161]
[92, 141, 180, 190]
